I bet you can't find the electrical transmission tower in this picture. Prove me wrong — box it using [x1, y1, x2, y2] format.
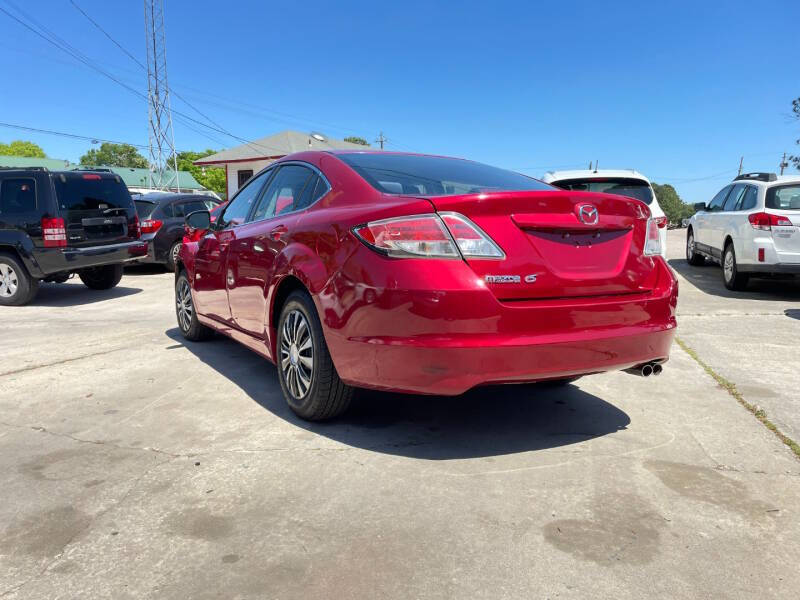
[143, 0, 179, 190]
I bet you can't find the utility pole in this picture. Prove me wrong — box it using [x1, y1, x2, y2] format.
[737, 156, 743, 176]
[780, 152, 788, 175]
[375, 132, 386, 150]
[144, 0, 179, 191]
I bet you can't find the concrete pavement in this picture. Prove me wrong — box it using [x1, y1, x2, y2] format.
[1, 257, 799, 599]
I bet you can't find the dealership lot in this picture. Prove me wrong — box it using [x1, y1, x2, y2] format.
[1, 230, 799, 599]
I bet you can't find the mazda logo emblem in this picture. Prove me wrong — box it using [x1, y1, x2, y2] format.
[577, 204, 599, 225]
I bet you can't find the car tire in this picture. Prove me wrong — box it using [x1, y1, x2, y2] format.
[722, 243, 749, 291]
[0, 252, 39, 306]
[166, 241, 181, 272]
[277, 290, 353, 421]
[175, 271, 213, 341]
[686, 230, 705, 266]
[79, 264, 124, 290]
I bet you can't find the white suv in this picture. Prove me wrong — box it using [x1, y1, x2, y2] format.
[686, 172, 800, 290]
[541, 169, 668, 258]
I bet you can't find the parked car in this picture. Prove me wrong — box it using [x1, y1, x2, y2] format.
[209, 200, 228, 223]
[686, 172, 800, 290]
[133, 193, 220, 271]
[0, 167, 146, 305]
[541, 169, 668, 258]
[174, 152, 678, 420]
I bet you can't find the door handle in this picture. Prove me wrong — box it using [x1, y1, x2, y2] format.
[253, 241, 265, 253]
[270, 225, 288, 241]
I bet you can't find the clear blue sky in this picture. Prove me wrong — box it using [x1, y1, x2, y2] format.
[1, 0, 797, 202]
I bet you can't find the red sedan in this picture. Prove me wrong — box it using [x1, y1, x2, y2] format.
[175, 151, 677, 420]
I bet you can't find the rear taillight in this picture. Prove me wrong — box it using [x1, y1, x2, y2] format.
[644, 218, 662, 256]
[748, 212, 793, 230]
[654, 216, 668, 229]
[42, 217, 67, 248]
[354, 215, 459, 258]
[129, 214, 141, 239]
[439, 213, 504, 258]
[140, 218, 163, 234]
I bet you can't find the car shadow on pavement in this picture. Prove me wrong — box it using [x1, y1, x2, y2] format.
[30, 282, 142, 307]
[124, 264, 169, 276]
[786, 309, 800, 320]
[668, 258, 800, 300]
[166, 328, 631, 460]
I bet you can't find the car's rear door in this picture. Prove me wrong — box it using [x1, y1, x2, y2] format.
[227, 164, 318, 337]
[765, 183, 800, 263]
[192, 170, 272, 322]
[0, 173, 46, 248]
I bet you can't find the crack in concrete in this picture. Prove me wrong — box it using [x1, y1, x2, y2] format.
[0, 347, 131, 378]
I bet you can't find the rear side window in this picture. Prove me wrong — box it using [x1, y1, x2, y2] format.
[250, 165, 315, 221]
[738, 186, 758, 211]
[135, 200, 156, 218]
[766, 185, 800, 210]
[53, 174, 133, 212]
[553, 178, 653, 205]
[173, 200, 208, 217]
[0, 178, 37, 213]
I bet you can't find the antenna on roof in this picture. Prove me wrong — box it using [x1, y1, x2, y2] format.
[593, 160, 599, 173]
[588, 160, 592, 169]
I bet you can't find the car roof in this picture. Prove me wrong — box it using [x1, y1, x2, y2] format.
[541, 169, 652, 184]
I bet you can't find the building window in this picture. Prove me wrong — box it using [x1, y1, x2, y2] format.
[237, 170, 253, 189]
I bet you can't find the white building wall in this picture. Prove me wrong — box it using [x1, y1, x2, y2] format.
[225, 159, 276, 200]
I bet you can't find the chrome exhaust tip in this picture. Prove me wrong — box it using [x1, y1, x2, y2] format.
[652, 363, 663, 376]
[641, 363, 654, 377]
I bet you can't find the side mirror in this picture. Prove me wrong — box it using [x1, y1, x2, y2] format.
[185, 210, 211, 231]
[693, 202, 706, 212]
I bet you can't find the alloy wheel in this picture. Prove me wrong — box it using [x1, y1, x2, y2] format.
[176, 279, 193, 331]
[0, 263, 19, 298]
[724, 249, 734, 282]
[687, 233, 694, 259]
[171, 243, 181, 265]
[280, 310, 314, 400]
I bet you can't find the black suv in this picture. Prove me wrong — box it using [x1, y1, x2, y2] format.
[0, 167, 146, 305]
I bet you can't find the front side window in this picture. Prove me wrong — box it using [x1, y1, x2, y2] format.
[553, 178, 654, 205]
[766, 185, 800, 210]
[338, 153, 552, 197]
[707, 185, 732, 212]
[0, 178, 37, 213]
[218, 169, 272, 228]
[722, 184, 745, 211]
[250, 165, 315, 221]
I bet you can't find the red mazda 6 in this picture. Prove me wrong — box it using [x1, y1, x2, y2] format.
[175, 151, 677, 420]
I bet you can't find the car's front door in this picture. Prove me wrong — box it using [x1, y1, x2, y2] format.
[696, 185, 731, 253]
[227, 164, 318, 338]
[191, 170, 271, 323]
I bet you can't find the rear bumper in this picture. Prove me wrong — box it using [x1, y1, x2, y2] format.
[322, 255, 678, 396]
[738, 263, 800, 275]
[31, 240, 148, 276]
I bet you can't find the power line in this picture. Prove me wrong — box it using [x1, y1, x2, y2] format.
[68, 0, 146, 70]
[0, 120, 150, 149]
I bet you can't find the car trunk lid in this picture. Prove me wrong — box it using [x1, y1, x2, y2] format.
[426, 190, 658, 300]
[53, 172, 139, 247]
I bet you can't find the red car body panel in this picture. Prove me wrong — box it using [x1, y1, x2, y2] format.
[180, 151, 677, 395]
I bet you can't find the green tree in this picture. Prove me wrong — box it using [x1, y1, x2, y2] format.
[0, 139, 46, 158]
[343, 136, 370, 146]
[651, 182, 696, 223]
[175, 150, 226, 199]
[80, 143, 148, 168]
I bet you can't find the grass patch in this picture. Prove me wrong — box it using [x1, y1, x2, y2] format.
[676, 336, 800, 461]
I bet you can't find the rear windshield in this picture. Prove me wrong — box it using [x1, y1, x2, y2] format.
[135, 200, 157, 218]
[337, 153, 553, 196]
[552, 178, 654, 205]
[53, 174, 134, 212]
[766, 185, 800, 210]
